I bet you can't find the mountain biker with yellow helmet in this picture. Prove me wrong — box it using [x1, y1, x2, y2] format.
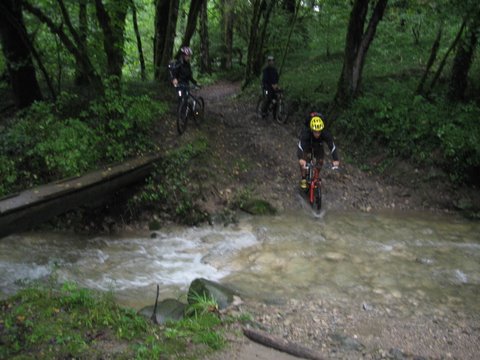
[297, 112, 340, 189]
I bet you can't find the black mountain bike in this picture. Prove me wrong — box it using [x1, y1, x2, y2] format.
[176, 85, 204, 135]
[256, 88, 288, 124]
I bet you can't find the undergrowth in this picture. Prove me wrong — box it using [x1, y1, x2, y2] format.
[0, 278, 228, 360]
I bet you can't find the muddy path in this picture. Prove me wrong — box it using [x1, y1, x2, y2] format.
[168, 81, 479, 217]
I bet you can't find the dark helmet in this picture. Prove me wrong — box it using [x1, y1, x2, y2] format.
[180, 46, 193, 56]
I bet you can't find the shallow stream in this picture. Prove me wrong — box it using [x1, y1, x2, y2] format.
[1, 210, 479, 319]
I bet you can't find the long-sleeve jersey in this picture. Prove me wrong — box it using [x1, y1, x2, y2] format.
[170, 58, 197, 86]
[262, 65, 279, 91]
[297, 127, 339, 161]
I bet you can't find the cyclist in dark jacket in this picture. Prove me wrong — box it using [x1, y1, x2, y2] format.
[261, 55, 279, 119]
[171, 46, 198, 88]
[297, 112, 340, 189]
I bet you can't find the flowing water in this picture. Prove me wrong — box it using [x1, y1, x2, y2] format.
[1, 210, 479, 319]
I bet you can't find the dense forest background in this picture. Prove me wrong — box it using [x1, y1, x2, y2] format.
[0, 0, 479, 205]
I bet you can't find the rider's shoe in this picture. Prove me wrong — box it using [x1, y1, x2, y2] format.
[300, 178, 307, 189]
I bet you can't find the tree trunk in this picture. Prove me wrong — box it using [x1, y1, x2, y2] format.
[333, 0, 388, 110]
[179, 0, 204, 54]
[154, 0, 179, 81]
[94, 0, 128, 81]
[130, 0, 146, 80]
[255, 0, 275, 74]
[154, 0, 169, 79]
[0, 0, 42, 108]
[244, 0, 276, 88]
[416, 23, 442, 95]
[448, 18, 479, 101]
[426, 20, 466, 97]
[75, 0, 89, 85]
[221, 0, 235, 70]
[279, 0, 300, 76]
[282, 0, 296, 14]
[24, 1, 104, 93]
[199, 0, 211, 74]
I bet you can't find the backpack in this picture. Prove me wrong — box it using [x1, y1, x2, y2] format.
[167, 60, 180, 81]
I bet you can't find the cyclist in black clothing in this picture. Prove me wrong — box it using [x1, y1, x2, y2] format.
[297, 112, 340, 189]
[170, 46, 198, 96]
[261, 55, 279, 119]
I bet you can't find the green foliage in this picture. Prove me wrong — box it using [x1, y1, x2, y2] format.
[0, 89, 166, 197]
[0, 155, 16, 197]
[0, 280, 150, 359]
[0, 279, 232, 359]
[134, 136, 210, 225]
[86, 84, 165, 162]
[338, 81, 480, 183]
[165, 313, 224, 351]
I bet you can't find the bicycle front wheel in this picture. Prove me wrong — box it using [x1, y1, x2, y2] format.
[177, 99, 189, 135]
[315, 184, 322, 211]
[275, 98, 288, 124]
[193, 96, 205, 126]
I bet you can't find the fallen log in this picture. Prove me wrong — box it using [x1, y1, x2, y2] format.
[242, 327, 325, 360]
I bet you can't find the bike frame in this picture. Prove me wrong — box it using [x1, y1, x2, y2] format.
[306, 161, 321, 205]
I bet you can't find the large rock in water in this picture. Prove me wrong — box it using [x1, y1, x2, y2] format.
[188, 278, 237, 310]
[137, 298, 186, 324]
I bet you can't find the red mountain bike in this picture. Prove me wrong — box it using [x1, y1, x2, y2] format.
[304, 159, 323, 211]
[303, 158, 339, 211]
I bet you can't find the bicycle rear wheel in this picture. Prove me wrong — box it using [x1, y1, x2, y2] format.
[256, 97, 265, 119]
[193, 96, 205, 126]
[177, 99, 189, 135]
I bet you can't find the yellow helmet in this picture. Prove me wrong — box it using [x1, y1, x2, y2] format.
[309, 116, 324, 132]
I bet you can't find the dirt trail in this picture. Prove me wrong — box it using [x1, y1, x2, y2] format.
[188, 81, 478, 216]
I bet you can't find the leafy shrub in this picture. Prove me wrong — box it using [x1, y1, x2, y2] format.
[86, 87, 165, 162]
[338, 83, 480, 184]
[0, 155, 16, 198]
[0, 89, 167, 196]
[134, 137, 210, 224]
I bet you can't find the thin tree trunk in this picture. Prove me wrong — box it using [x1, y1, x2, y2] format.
[448, 19, 479, 101]
[94, 0, 128, 81]
[279, 0, 300, 76]
[223, 0, 235, 70]
[0, 0, 42, 108]
[426, 20, 466, 97]
[179, 0, 204, 55]
[333, 0, 388, 110]
[199, 0, 211, 74]
[159, 0, 179, 81]
[24, 1, 104, 93]
[416, 23, 442, 95]
[244, 0, 263, 87]
[1, 0, 55, 100]
[244, 0, 276, 88]
[255, 0, 276, 74]
[154, 0, 169, 79]
[75, 0, 89, 85]
[130, 0, 146, 80]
